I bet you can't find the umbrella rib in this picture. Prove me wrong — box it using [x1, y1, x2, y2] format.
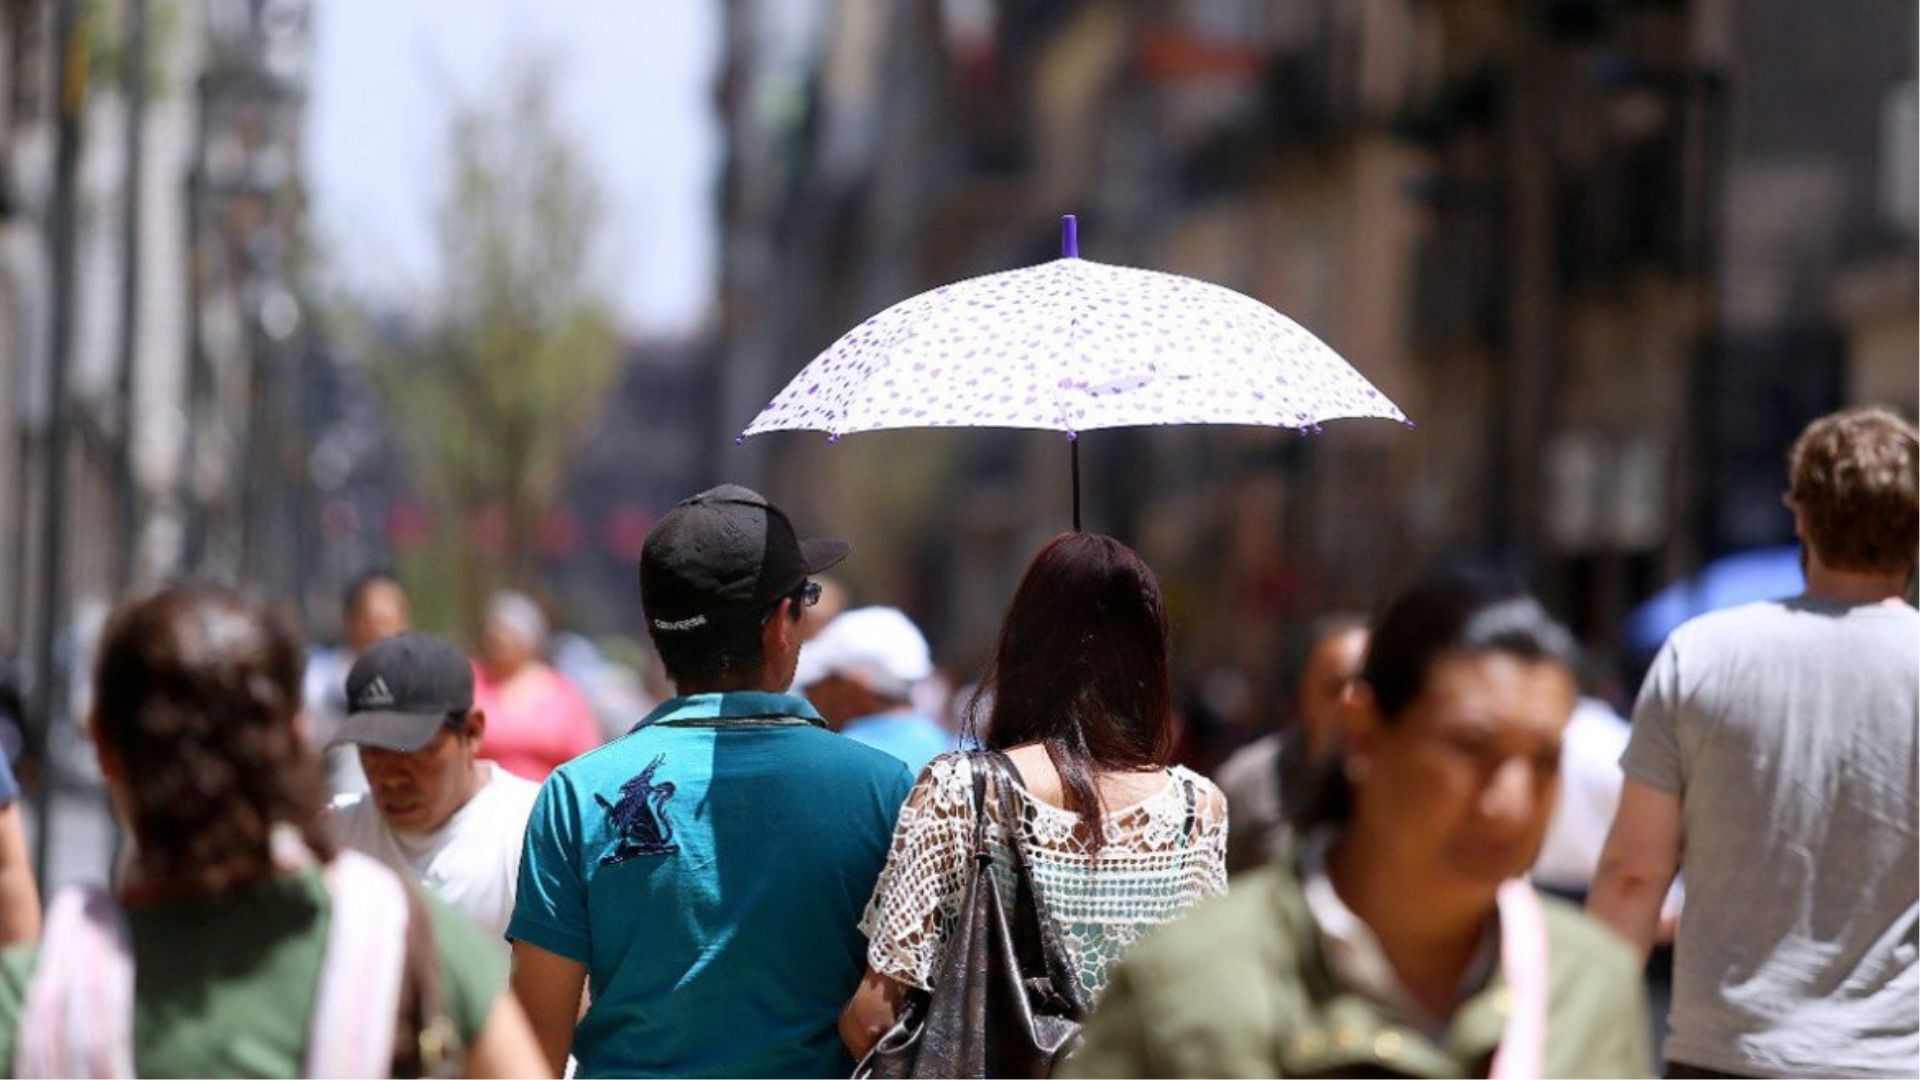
[1046, 260, 1087, 433]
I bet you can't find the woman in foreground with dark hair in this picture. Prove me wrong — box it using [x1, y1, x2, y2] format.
[0, 583, 547, 1078]
[1063, 575, 1651, 1078]
[840, 532, 1229, 1058]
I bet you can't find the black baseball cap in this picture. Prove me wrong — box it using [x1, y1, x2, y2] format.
[332, 631, 475, 752]
[640, 484, 848, 634]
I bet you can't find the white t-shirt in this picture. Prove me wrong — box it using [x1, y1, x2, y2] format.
[1623, 597, 1918, 1078]
[1530, 697, 1630, 892]
[327, 763, 540, 942]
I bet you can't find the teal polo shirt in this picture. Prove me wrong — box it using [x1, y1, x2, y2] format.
[508, 691, 914, 1078]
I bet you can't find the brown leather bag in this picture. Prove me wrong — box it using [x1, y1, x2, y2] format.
[390, 881, 465, 1078]
[855, 751, 1087, 1079]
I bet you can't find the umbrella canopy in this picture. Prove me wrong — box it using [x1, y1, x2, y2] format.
[1625, 544, 1805, 654]
[742, 223, 1406, 440]
[739, 216, 1408, 528]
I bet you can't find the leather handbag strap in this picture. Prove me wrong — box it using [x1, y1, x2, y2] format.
[980, 749, 1088, 1014]
[396, 877, 463, 1078]
[977, 750, 1030, 878]
[968, 751, 994, 860]
[1180, 774, 1198, 845]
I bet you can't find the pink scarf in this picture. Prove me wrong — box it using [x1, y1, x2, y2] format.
[1488, 879, 1550, 1080]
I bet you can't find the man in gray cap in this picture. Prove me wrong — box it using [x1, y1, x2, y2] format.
[506, 485, 914, 1079]
[326, 629, 540, 941]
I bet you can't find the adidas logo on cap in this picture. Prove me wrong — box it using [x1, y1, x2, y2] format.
[357, 675, 395, 709]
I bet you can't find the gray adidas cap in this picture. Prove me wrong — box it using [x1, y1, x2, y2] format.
[332, 631, 475, 753]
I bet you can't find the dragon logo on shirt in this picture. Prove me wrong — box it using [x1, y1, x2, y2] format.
[596, 754, 679, 865]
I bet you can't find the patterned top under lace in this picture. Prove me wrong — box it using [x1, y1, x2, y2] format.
[859, 751, 1230, 1003]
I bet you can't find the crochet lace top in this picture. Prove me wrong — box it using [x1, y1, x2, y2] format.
[859, 751, 1230, 1002]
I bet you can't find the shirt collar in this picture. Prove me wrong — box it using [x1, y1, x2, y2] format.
[1297, 828, 1498, 1040]
[386, 761, 503, 848]
[633, 691, 826, 731]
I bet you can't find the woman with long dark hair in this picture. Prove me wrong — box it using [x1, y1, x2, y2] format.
[0, 584, 547, 1078]
[840, 532, 1228, 1058]
[1063, 576, 1652, 1078]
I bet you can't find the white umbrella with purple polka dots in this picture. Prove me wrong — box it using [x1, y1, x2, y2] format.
[740, 216, 1408, 527]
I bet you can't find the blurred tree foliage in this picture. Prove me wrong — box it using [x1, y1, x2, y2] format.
[372, 57, 619, 636]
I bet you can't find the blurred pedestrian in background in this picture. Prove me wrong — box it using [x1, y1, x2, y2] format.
[0, 648, 28, 776]
[508, 485, 912, 1078]
[841, 533, 1228, 1060]
[1213, 614, 1368, 875]
[327, 630, 540, 942]
[799, 576, 850, 642]
[1530, 687, 1631, 899]
[798, 605, 956, 773]
[1065, 577, 1650, 1078]
[908, 664, 956, 739]
[0, 751, 38, 948]
[303, 568, 413, 794]
[1590, 406, 1918, 1079]
[1535, 678, 1685, 1062]
[0, 584, 545, 1078]
[471, 590, 600, 782]
[550, 632, 660, 744]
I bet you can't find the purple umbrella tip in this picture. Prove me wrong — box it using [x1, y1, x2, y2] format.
[734, 435, 747, 446]
[1402, 419, 1417, 429]
[1061, 214, 1079, 259]
[827, 433, 841, 444]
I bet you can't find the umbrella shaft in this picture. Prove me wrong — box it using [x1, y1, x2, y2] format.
[1072, 437, 1081, 532]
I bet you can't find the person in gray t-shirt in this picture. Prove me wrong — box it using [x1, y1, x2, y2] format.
[1590, 406, 1919, 1079]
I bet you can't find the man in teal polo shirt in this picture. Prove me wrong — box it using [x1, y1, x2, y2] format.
[507, 485, 914, 1078]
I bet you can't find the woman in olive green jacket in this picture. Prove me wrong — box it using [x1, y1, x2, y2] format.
[1064, 577, 1651, 1078]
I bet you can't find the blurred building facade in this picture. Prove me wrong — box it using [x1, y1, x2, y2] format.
[0, 0, 1908, 774]
[715, 0, 1917, 741]
[0, 0, 318, 784]
[548, 338, 719, 635]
